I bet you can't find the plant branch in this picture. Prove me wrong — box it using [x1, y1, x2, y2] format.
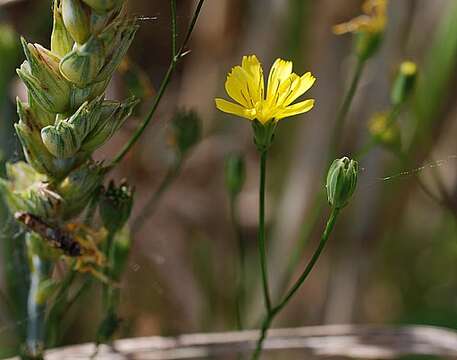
[111, 0, 206, 167]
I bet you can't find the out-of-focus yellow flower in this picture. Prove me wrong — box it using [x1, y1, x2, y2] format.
[333, 0, 388, 35]
[368, 111, 400, 149]
[215, 55, 315, 124]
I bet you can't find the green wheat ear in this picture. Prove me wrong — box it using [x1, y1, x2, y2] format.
[2, 0, 139, 224]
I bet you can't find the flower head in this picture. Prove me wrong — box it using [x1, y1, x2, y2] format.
[215, 55, 315, 124]
[333, 0, 388, 35]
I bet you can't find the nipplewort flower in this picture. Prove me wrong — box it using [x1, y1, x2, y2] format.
[215, 55, 316, 124]
[333, 0, 388, 35]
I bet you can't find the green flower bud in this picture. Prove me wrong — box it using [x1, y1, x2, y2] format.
[99, 180, 134, 234]
[391, 61, 418, 106]
[326, 157, 358, 209]
[225, 153, 246, 198]
[61, 0, 91, 45]
[356, 32, 382, 62]
[41, 97, 103, 158]
[170, 109, 202, 158]
[252, 119, 277, 152]
[51, 0, 74, 57]
[82, 97, 139, 152]
[17, 39, 71, 113]
[56, 163, 104, 219]
[81, 0, 123, 13]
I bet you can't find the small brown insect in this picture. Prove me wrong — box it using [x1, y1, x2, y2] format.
[15, 212, 81, 257]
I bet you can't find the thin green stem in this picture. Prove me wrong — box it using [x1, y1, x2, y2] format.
[171, 0, 177, 58]
[251, 208, 340, 360]
[258, 150, 272, 313]
[329, 58, 366, 161]
[277, 192, 325, 296]
[111, 0, 206, 167]
[131, 162, 181, 235]
[276, 208, 339, 312]
[230, 195, 245, 330]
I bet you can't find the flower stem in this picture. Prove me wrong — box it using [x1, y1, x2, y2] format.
[251, 207, 340, 360]
[111, 0, 206, 167]
[329, 57, 366, 160]
[258, 150, 272, 313]
[276, 207, 339, 312]
[26, 253, 51, 359]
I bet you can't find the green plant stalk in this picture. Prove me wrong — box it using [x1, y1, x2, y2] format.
[26, 253, 51, 359]
[111, 0, 206, 166]
[277, 192, 325, 296]
[329, 57, 366, 161]
[229, 195, 245, 330]
[258, 150, 272, 314]
[251, 207, 340, 360]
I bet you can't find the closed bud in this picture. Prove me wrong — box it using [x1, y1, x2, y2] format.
[326, 157, 358, 209]
[170, 109, 201, 159]
[18, 39, 71, 113]
[356, 32, 382, 62]
[56, 163, 104, 219]
[81, 0, 123, 13]
[99, 180, 134, 234]
[368, 112, 401, 150]
[51, 0, 74, 57]
[61, 0, 91, 44]
[41, 97, 103, 158]
[252, 119, 277, 152]
[391, 61, 417, 106]
[82, 97, 139, 152]
[225, 153, 246, 198]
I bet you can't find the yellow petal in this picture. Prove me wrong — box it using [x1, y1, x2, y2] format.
[276, 99, 315, 120]
[283, 72, 316, 107]
[242, 55, 264, 104]
[225, 66, 251, 107]
[267, 59, 293, 103]
[215, 98, 255, 120]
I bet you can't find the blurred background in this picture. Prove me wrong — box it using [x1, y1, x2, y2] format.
[1, 0, 457, 358]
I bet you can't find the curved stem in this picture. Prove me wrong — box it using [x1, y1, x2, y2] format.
[251, 207, 340, 360]
[276, 207, 339, 313]
[258, 150, 272, 313]
[329, 58, 365, 161]
[111, 0, 206, 167]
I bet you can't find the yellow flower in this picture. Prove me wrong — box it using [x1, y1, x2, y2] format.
[333, 0, 388, 35]
[215, 55, 316, 124]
